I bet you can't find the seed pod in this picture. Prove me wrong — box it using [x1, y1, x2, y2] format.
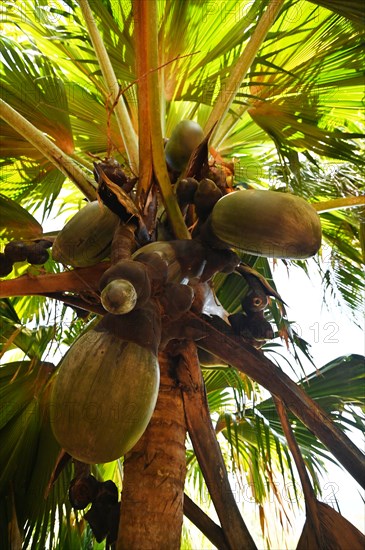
[85, 502, 110, 542]
[134, 252, 169, 290]
[34, 239, 53, 249]
[69, 475, 99, 509]
[159, 283, 194, 319]
[94, 480, 119, 505]
[201, 247, 239, 282]
[242, 291, 268, 313]
[247, 312, 274, 340]
[50, 305, 161, 464]
[107, 502, 121, 546]
[26, 243, 49, 265]
[175, 177, 199, 208]
[241, 274, 269, 313]
[51, 331, 160, 464]
[100, 279, 138, 314]
[194, 178, 222, 221]
[211, 190, 322, 259]
[52, 201, 119, 267]
[229, 311, 274, 341]
[165, 120, 204, 172]
[0, 253, 13, 277]
[4, 240, 29, 262]
[93, 158, 130, 189]
[132, 240, 206, 283]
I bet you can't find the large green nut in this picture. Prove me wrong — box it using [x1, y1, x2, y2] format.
[50, 327, 160, 464]
[52, 201, 119, 267]
[210, 190, 322, 259]
[165, 120, 204, 172]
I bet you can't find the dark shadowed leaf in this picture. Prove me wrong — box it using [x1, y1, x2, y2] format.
[0, 194, 42, 239]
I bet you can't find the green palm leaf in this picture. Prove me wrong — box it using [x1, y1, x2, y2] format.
[0, 359, 68, 548]
[258, 354, 365, 466]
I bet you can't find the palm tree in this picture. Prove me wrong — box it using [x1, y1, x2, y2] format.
[0, 0, 364, 548]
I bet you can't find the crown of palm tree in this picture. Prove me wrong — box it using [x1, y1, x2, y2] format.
[0, 1, 364, 548]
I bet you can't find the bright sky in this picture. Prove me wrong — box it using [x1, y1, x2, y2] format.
[272, 258, 364, 372]
[272, 258, 364, 536]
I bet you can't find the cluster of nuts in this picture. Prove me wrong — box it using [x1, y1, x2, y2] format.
[175, 176, 223, 223]
[69, 475, 120, 545]
[0, 239, 52, 277]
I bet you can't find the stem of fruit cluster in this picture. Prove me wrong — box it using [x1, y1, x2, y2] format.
[133, 0, 191, 240]
[204, 0, 285, 143]
[78, 0, 139, 172]
[133, 0, 153, 207]
[0, 99, 97, 201]
[110, 223, 137, 264]
[0, 264, 108, 298]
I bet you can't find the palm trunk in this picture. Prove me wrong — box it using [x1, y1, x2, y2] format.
[117, 351, 186, 549]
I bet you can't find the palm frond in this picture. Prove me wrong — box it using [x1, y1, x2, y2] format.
[0, 358, 70, 549]
[0, 36, 73, 151]
[216, 9, 365, 162]
[308, 0, 365, 25]
[257, 354, 365, 478]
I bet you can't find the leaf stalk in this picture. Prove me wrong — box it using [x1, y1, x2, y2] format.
[78, 0, 139, 172]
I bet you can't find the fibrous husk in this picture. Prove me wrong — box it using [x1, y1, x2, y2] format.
[297, 500, 365, 550]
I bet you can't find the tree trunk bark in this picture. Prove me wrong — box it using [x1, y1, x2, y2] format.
[177, 341, 257, 549]
[117, 351, 186, 550]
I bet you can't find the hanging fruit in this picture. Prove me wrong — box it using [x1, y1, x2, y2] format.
[164, 120, 204, 173]
[93, 157, 135, 191]
[132, 240, 207, 283]
[26, 242, 50, 265]
[52, 201, 119, 267]
[158, 283, 194, 320]
[100, 279, 138, 315]
[4, 240, 29, 262]
[3, 238, 52, 266]
[229, 310, 274, 342]
[69, 475, 99, 510]
[50, 303, 161, 464]
[175, 177, 199, 210]
[210, 189, 322, 258]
